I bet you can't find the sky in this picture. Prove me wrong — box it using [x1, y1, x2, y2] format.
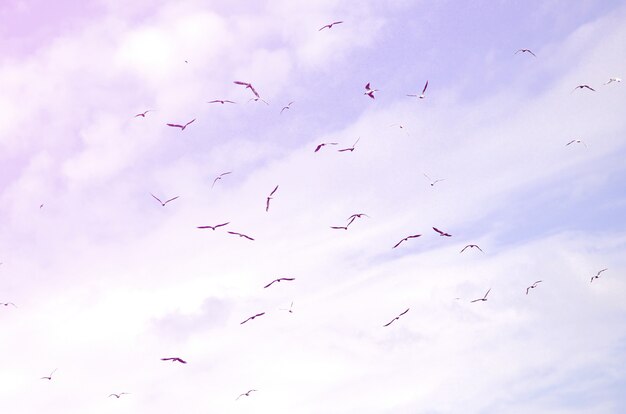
[1, 0, 625, 412]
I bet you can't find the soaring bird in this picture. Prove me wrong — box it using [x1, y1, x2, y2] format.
[424, 173, 445, 187]
[207, 99, 236, 104]
[566, 139, 587, 147]
[197, 222, 230, 230]
[515, 48, 536, 57]
[1, 302, 17, 307]
[212, 171, 232, 188]
[590, 268, 608, 283]
[433, 227, 452, 237]
[407, 80, 429, 99]
[460, 244, 483, 253]
[150, 193, 180, 207]
[161, 357, 187, 364]
[264, 277, 295, 288]
[280, 301, 294, 313]
[40, 369, 57, 380]
[280, 101, 294, 114]
[236, 389, 258, 400]
[315, 142, 338, 152]
[228, 231, 255, 241]
[572, 84, 595, 92]
[604, 77, 622, 85]
[364, 82, 379, 99]
[108, 393, 130, 399]
[347, 213, 369, 226]
[234, 81, 260, 98]
[338, 138, 360, 152]
[319, 21, 343, 31]
[240, 313, 265, 325]
[166, 119, 196, 131]
[383, 308, 410, 327]
[393, 234, 422, 249]
[471, 289, 491, 303]
[526, 281, 542, 295]
[266, 185, 279, 212]
[134, 110, 153, 117]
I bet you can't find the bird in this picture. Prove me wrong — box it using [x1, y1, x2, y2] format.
[424, 173, 445, 187]
[264, 277, 295, 288]
[1, 302, 17, 307]
[212, 171, 232, 188]
[347, 213, 369, 225]
[383, 308, 410, 327]
[393, 234, 422, 249]
[364, 82, 379, 99]
[40, 203, 44, 209]
[407, 80, 429, 99]
[234, 81, 260, 98]
[134, 110, 153, 117]
[471, 289, 491, 303]
[150, 193, 180, 207]
[266, 185, 279, 212]
[515, 48, 536, 57]
[160, 357, 187, 364]
[590, 268, 608, 283]
[604, 77, 622, 85]
[460, 244, 483, 253]
[338, 137, 360, 152]
[315, 142, 338, 152]
[319, 21, 343, 31]
[236, 389, 258, 400]
[108, 393, 130, 399]
[526, 281, 542, 295]
[40, 369, 57, 380]
[166, 119, 196, 131]
[227, 231, 254, 241]
[280, 101, 294, 114]
[240, 312, 265, 325]
[248, 97, 269, 105]
[280, 301, 294, 313]
[207, 99, 236, 104]
[566, 139, 587, 147]
[433, 227, 452, 237]
[197, 222, 230, 230]
[572, 84, 595, 92]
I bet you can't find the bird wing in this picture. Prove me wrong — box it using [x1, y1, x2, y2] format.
[255, 312, 265, 318]
[266, 198, 271, 212]
[422, 80, 429, 94]
[269, 185, 279, 196]
[264, 280, 277, 288]
[475, 245, 483, 252]
[214, 222, 230, 228]
[383, 317, 397, 327]
[528, 50, 536, 57]
[526, 287, 530, 295]
[184, 119, 196, 127]
[164, 196, 179, 204]
[460, 246, 469, 253]
[243, 234, 254, 240]
[399, 308, 410, 316]
[318, 24, 330, 31]
[484, 288, 491, 299]
[365, 82, 371, 90]
[392, 238, 406, 249]
[249, 84, 260, 98]
[166, 123, 183, 128]
[330, 226, 347, 229]
[240, 317, 252, 324]
[586, 86, 596, 91]
[197, 226, 214, 229]
[234, 81, 249, 86]
[598, 268, 608, 275]
[280, 278, 295, 282]
[150, 193, 163, 204]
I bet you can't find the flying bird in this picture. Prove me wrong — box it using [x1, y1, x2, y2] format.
[393, 234, 422, 249]
[424, 173, 445, 187]
[364, 82, 379, 99]
[150, 193, 180, 207]
[433, 227, 452, 237]
[40, 369, 57, 380]
[338, 137, 360, 152]
[590, 268, 608, 283]
[108, 393, 130, 399]
[383, 308, 410, 327]
[134, 110, 153, 117]
[207, 99, 236, 104]
[166, 119, 196, 131]
[572, 84, 595, 92]
[240, 312, 265, 325]
[197, 222, 230, 230]
[160, 357, 187, 364]
[526, 281, 542, 295]
[264, 277, 295, 288]
[347, 213, 369, 225]
[604, 77, 622, 85]
[566, 139, 587, 147]
[212, 171, 232, 188]
[248, 97, 269, 105]
[315, 142, 338, 152]
[515, 48, 536, 57]
[280, 101, 294, 114]
[471, 289, 491, 303]
[1, 302, 17, 307]
[234, 81, 260, 98]
[460, 244, 483, 253]
[319, 21, 343, 31]
[236, 389, 258, 400]
[227, 231, 254, 241]
[280, 301, 294, 313]
[266, 185, 279, 212]
[407, 80, 429, 99]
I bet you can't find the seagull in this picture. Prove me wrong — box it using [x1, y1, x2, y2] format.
[212, 171, 232, 188]
[471, 289, 491, 303]
[319, 21, 343, 31]
[347, 213, 369, 225]
[166, 119, 196, 131]
[150, 193, 180, 207]
[207, 99, 236, 104]
[1, 302, 17, 307]
[236, 389, 258, 400]
[160, 357, 187, 364]
[279, 301, 294, 313]
[234, 81, 260, 98]
[383, 308, 410, 327]
[315, 142, 338, 152]
[364, 82, 379, 99]
[515, 48, 536, 57]
[266, 185, 279, 212]
[604, 77, 622, 85]
[460, 244, 483, 253]
[338, 138, 360, 152]
[264, 277, 295, 288]
[197, 222, 230, 230]
[227, 231, 254, 241]
[424, 174, 445, 187]
[240, 313, 265, 325]
[134, 110, 153, 117]
[393, 234, 422, 249]
[40, 369, 57, 380]
[248, 97, 269, 105]
[566, 139, 587, 147]
[407, 80, 429, 99]
[280, 101, 294, 114]
[526, 281, 542, 295]
[572, 84, 595, 92]
[590, 268, 608, 283]
[108, 393, 130, 399]
[433, 227, 452, 237]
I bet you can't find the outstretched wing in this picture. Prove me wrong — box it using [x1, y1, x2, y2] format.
[422, 80, 429, 94]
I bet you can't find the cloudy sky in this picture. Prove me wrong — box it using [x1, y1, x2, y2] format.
[1, 0, 625, 412]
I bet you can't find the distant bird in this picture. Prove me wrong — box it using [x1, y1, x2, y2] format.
[383, 308, 410, 327]
[166, 119, 196, 131]
[134, 110, 153, 117]
[234, 81, 260, 98]
[40, 204, 44, 209]
[266, 185, 279, 212]
[471, 289, 491, 303]
[212, 171, 232, 188]
[393, 234, 422, 249]
[240, 312, 265, 325]
[40, 369, 57, 380]
[515, 48, 536, 57]
[526, 281, 542, 295]
[572, 84, 595, 92]
[207, 99, 236, 104]
[460, 244, 483, 253]
[280, 301, 294, 313]
[566, 139, 587, 147]
[248, 97, 269, 105]
[364, 82, 379, 99]
[604, 77, 621, 85]
[433, 227, 452, 237]
[1, 302, 17, 307]
[319, 21, 343, 31]
[150, 193, 180, 207]
[197, 222, 230, 230]
[347, 213, 369, 225]
[390, 123, 410, 136]
[264, 277, 295, 288]
[236, 389, 258, 400]
[280, 101, 294, 114]
[315, 142, 338, 152]
[338, 137, 360, 152]
[108, 393, 130, 399]
[160, 357, 187, 364]
[407, 80, 429, 99]
[227, 231, 254, 241]
[424, 173, 445, 187]
[590, 268, 608, 283]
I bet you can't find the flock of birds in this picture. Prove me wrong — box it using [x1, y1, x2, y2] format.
[2, 16, 620, 407]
